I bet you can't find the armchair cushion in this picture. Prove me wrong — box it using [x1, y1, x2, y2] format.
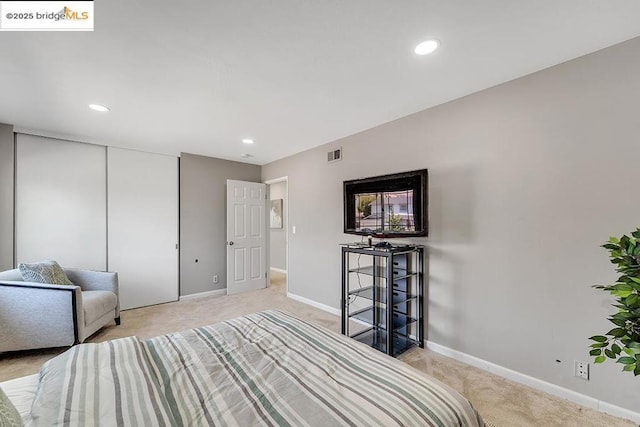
[18, 260, 73, 286]
[0, 269, 23, 281]
[82, 291, 117, 326]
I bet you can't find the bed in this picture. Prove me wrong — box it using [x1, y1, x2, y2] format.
[2, 310, 484, 426]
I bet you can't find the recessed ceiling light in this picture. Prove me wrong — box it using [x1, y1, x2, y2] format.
[241, 153, 253, 158]
[242, 138, 254, 144]
[414, 39, 440, 56]
[89, 103, 110, 112]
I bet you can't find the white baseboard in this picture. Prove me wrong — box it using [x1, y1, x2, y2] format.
[270, 267, 287, 274]
[179, 289, 226, 301]
[286, 292, 340, 316]
[426, 341, 640, 424]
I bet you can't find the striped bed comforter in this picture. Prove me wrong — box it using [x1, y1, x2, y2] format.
[26, 310, 484, 426]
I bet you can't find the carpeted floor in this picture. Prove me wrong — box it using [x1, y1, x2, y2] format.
[0, 271, 635, 426]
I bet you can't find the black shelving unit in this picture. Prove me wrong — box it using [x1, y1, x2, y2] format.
[340, 243, 424, 357]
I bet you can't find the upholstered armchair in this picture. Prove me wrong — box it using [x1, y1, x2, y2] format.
[0, 267, 119, 353]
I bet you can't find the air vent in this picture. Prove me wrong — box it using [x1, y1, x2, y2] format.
[327, 148, 342, 163]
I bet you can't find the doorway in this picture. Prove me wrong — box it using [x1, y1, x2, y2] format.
[265, 177, 288, 294]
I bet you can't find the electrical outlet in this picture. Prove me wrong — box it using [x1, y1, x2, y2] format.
[575, 360, 589, 380]
[213, 275, 219, 284]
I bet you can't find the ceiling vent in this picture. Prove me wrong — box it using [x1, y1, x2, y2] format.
[327, 148, 342, 163]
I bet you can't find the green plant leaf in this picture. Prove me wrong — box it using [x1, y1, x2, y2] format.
[620, 235, 630, 248]
[612, 344, 622, 354]
[635, 364, 640, 376]
[610, 283, 634, 296]
[609, 318, 627, 327]
[607, 328, 627, 338]
[609, 237, 620, 244]
[590, 342, 607, 348]
[589, 349, 601, 356]
[594, 355, 606, 364]
[629, 342, 640, 349]
[616, 357, 636, 364]
[623, 348, 635, 356]
[612, 312, 632, 320]
[612, 290, 633, 298]
[589, 335, 608, 342]
[626, 294, 640, 307]
[622, 363, 636, 372]
[605, 349, 616, 358]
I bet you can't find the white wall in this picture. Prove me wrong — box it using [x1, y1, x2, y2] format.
[263, 37, 640, 413]
[269, 181, 287, 271]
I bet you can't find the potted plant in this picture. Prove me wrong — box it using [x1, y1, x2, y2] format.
[589, 229, 640, 375]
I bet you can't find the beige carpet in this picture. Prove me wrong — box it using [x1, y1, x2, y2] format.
[0, 271, 634, 426]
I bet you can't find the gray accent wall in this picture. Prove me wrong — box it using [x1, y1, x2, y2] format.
[269, 181, 287, 271]
[262, 37, 640, 413]
[0, 123, 14, 270]
[180, 153, 261, 296]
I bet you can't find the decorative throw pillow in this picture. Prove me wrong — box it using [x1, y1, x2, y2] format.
[0, 386, 23, 427]
[18, 260, 74, 286]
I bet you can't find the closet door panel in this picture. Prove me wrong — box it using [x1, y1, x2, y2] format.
[107, 147, 178, 310]
[15, 134, 107, 270]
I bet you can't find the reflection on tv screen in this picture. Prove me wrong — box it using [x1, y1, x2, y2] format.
[354, 190, 415, 233]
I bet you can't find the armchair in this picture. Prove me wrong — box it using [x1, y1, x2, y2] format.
[0, 267, 119, 353]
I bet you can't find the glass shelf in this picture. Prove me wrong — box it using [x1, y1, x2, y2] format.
[339, 243, 422, 254]
[349, 307, 417, 331]
[349, 306, 382, 327]
[350, 328, 417, 356]
[348, 265, 417, 280]
[348, 286, 417, 305]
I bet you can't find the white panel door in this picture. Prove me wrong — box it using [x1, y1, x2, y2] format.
[15, 134, 106, 270]
[108, 147, 178, 310]
[227, 180, 266, 295]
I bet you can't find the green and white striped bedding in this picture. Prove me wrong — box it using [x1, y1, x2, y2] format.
[26, 310, 484, 426]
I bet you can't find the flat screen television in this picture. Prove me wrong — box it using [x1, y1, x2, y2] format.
[343, 169, 428, 238]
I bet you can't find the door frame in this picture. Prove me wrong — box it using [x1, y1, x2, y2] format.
[264, 176, 288, 294]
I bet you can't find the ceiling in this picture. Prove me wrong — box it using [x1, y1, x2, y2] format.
[1, 1, 639, 165]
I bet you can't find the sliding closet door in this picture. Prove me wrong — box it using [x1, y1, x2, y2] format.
[15, 135, 107, 270]
[107, 147, 179, 310]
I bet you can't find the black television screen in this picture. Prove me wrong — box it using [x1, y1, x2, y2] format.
[343, 169, 428, 238]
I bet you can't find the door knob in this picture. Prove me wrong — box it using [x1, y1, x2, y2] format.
[228, 241, 234, 246]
